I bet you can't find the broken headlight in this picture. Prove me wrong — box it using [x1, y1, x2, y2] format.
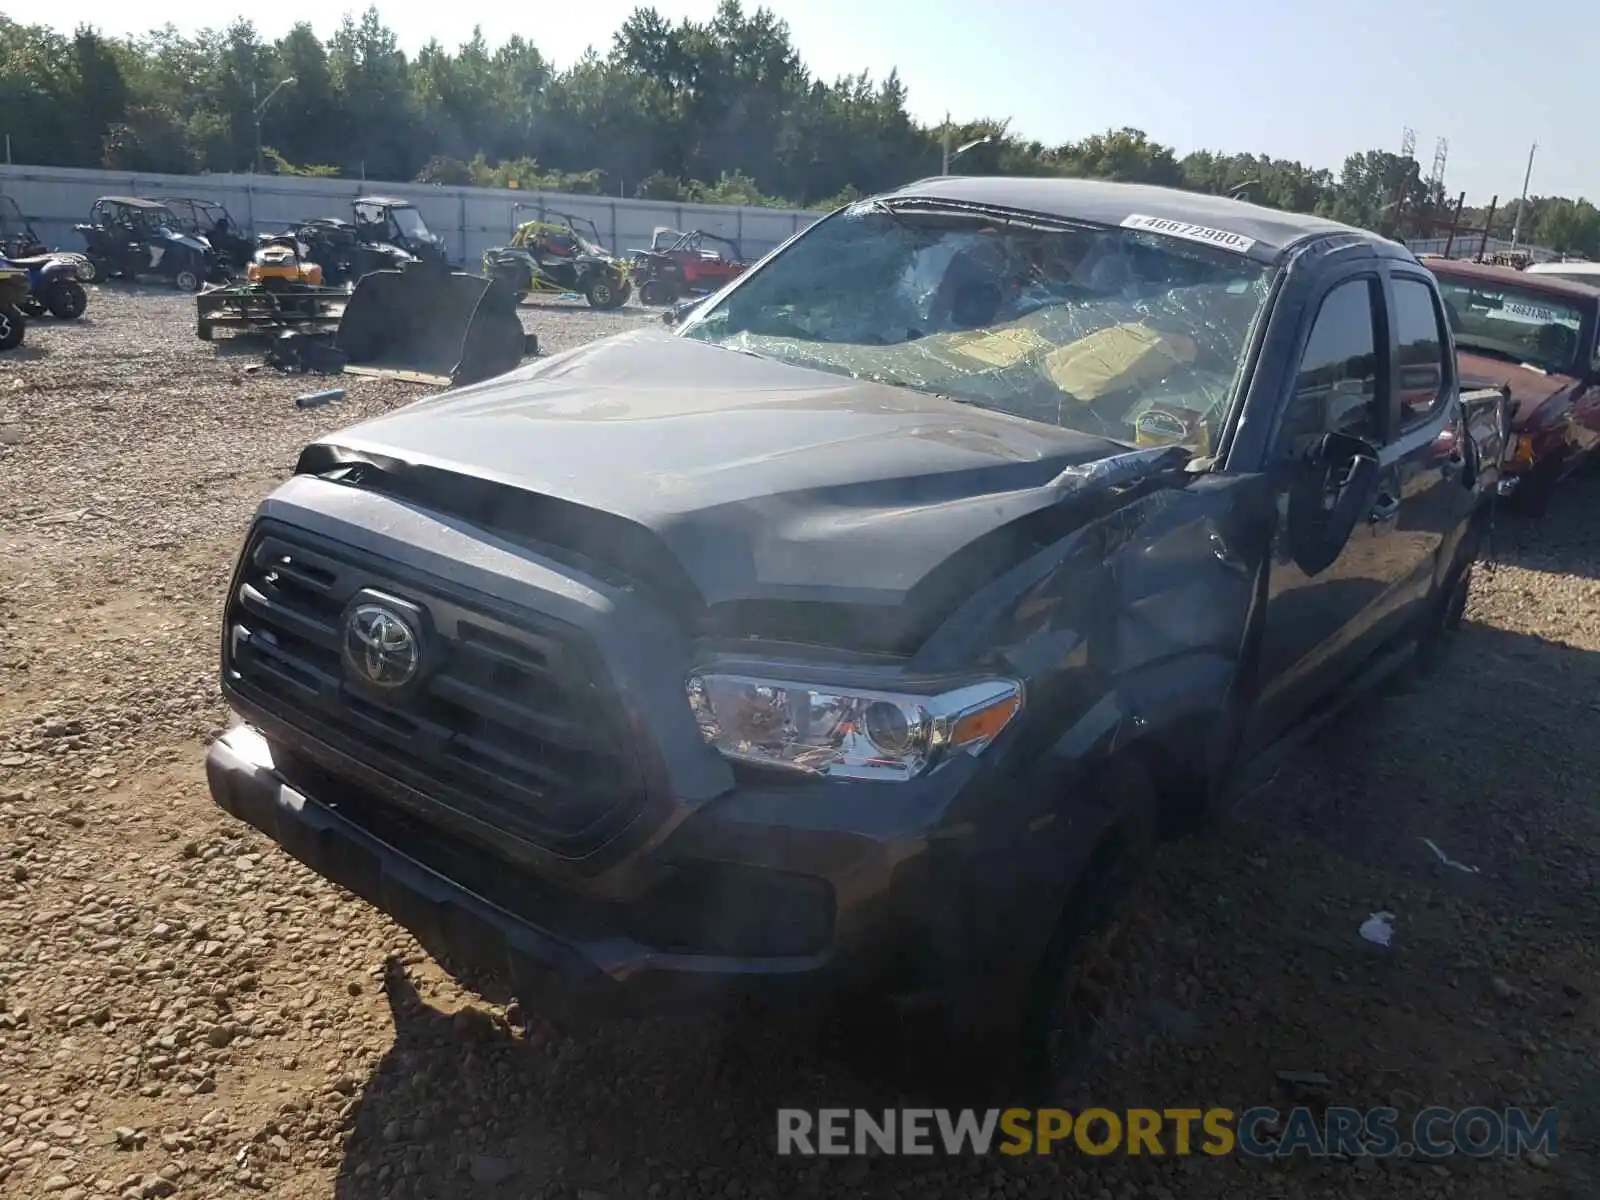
[685, 672, 1023, 782]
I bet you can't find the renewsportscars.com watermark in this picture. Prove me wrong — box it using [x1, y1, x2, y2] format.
[776, 1107, 1559, 1160]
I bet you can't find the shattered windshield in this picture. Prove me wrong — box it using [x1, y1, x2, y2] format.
[1433, 275, 1588, 375]
[677, 200, 1273, 452]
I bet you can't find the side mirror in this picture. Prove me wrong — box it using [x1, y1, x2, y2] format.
[1285, 432, 1381, 576]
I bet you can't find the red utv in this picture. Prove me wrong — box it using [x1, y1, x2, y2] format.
[633, 229, 748, 306]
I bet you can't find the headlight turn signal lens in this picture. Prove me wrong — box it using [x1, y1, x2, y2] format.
[685, 673, 1024, 782]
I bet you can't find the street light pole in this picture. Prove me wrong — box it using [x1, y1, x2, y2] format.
[1509, 141, 1537, 250]
[252, 76, 296, 175]
[946, 134, 994, 175]
[942, 111, 950, 175]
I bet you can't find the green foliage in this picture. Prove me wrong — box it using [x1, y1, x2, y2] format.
[260, 147, 341, 177]
[1, 4, 1594, 250]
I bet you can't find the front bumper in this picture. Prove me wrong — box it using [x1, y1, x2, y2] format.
[205, 722, 1027, 1022]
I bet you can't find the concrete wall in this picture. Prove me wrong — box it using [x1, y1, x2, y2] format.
[0, 164, 825, 266]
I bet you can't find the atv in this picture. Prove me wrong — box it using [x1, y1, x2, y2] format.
[482, 207, 631, 309]
[0, 264, 29, 352]
[75, 196, 223, 290]
[159, 197, 255, 271]
[4, 252, 88, 320]
[0, 195, 46, 259]
[631, 229, 748, 306]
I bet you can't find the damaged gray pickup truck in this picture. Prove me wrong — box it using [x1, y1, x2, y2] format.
[207, 177, 1508, 1097]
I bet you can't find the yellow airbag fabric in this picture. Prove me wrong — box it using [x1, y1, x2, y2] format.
[1044, 323, 1197, 401]
[943, 325, 1054, 368]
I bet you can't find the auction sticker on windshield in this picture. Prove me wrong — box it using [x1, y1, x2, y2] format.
[1501, 301, 1562, 323]
[1121, 214, 1257, 255]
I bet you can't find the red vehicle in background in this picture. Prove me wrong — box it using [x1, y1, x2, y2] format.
[1424, 257, 1600, 515]
[633, 229, 748, 306]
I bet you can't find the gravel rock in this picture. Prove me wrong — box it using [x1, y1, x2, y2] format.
[0, 286, 1595, 1200]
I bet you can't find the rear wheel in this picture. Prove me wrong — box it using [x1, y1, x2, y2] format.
[45, 279, 87, 319]
[175, 266, 202, 293]
[196, 318, 215, 342]
[0, 304, 25, 351]
[76, 258, 100, 283]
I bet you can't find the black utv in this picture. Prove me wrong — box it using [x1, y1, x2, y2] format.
[290, 198, 450, 286]
[0, 195, 45, 259]
[75, 196, 223, 290]
[159, 197, 255, 270]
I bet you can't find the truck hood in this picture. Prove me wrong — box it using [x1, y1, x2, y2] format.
[299, 329, 1154, 644]
[1457, 350, 1576, 429]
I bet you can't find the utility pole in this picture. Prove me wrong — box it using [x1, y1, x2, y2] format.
[1510, 141, 1537, 250]
[941, 111, 951, 175]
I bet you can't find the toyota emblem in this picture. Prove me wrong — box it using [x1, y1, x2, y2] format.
[342, 603, 421, 690]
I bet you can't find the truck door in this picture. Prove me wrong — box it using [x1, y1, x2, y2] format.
[1373, 269, 1465, 641]
[1246, 270, 1399, 752]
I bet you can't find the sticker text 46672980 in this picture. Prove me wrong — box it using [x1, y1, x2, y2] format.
[1120, 214, 1257, 255]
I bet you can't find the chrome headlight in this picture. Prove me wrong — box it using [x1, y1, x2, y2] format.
[686, 672, 1023, 782]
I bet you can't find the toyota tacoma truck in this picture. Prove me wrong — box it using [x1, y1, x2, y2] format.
[207, 178, 1507, 1097]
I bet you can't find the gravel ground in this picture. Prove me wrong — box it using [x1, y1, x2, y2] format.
[1, 286, 1597, 1200]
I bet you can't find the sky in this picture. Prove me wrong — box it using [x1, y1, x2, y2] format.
[38, 0, 1598, 205]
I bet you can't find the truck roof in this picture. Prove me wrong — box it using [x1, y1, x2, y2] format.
[885, 176, 1381, 263]
[1425, 256, 1600, 301]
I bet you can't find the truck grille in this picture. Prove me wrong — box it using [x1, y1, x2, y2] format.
[222, 521, 646, 852]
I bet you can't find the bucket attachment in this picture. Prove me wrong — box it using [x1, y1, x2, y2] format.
[334, 266, 527, 386]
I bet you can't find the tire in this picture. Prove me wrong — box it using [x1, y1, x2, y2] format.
[76, 258, 100, 283]
[197, 318, 215, 342]
[584, 275, 619, 310]
[1018, 759, 1159, 1103]
[175, 267, 202, 293]
[0, 304, 25, 352]
[45, 279, 87, 319]
[20, 297, 44, 318]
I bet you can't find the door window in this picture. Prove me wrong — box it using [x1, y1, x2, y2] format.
[1276, 277, 1385, 454]
[1392, 277, 1450, 431]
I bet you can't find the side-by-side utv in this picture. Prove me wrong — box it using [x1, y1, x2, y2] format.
[482, 207, 631, 309]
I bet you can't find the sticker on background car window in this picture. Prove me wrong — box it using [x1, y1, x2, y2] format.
[1120, 214, 1257, 255]
[1502, 301, 1561, 323]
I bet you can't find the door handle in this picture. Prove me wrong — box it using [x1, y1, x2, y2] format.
[1368, 493, 1401, 523]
